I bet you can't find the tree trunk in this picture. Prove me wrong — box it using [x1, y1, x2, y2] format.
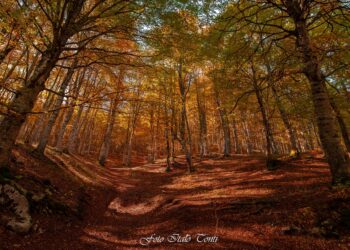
[271, 84, 299, 154]
[99, 70, 123, 165]
[251, 62, 277, 169]
[163, 86, 171, 172]
[195, 79, 208, 158]
[329, 97, 350, 152]
[55, 105, 74, 151]
[341, 82, 350, 115]
[242, 113, 253, 154]
[148, 107, 156, 163]
[155, 97, 161, 160]
[232, 116, 241, 154]
[68, 104, 85, 154]
[78, 107, 96, 154]
[122, 102, 140, 166]
[0, 0, 84, 167]
[214, 87, 231, 157]
[286, 2, 350, 183]
[0, 49, 61, 167]
[55, 68, 87, 151]
[177, 60, 194, 172]
[99, 96, 119, 166]
[35, 58, 78, 154]
[170, 78, 177, 164]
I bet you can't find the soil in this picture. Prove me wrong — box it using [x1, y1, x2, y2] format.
[1, 149, 350, 250]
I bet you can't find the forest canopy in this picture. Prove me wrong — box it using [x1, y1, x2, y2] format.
[0, 0, 349, 184]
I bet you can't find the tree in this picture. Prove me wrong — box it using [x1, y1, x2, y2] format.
[0, 0, 137, 167]
[219, 0, 350, 184]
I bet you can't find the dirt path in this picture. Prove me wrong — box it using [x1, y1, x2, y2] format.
[2, 155, 349, 249]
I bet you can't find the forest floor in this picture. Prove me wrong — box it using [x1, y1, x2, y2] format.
[1, 149, 350, 250]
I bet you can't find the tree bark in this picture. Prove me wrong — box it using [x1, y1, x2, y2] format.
[78, 117, 95, 156]
[285, 2, 350, 184]
[195, 78, 208, 158]
[99, 70, 124, 165]
[55, 68, 87, 151]
[329, 97, 350, 152]
[0, 49, 61, 166]
[232, 116, 241, 154]
[163, 85, 171, 172]
[68, 104, 85, 154]
[177, 60, 194, 172]
[148, 106, 156, 163]
[122, 101, 140, 166]
[98, 96, 119, 166]
[242, 112, 253, 154]
[271, 84, 299, 154]
[213, 86, 231, 157]
[251, 62, 277, 169]
[170, 77, 177, 164]
[35, 58, 78, 154]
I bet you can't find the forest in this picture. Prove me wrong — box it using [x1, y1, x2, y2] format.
[0, 0, 350, 249]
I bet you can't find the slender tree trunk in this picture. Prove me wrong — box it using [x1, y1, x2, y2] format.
[177, 60, 194, 172]
[303, 122, 314, 151]
[165, 126, 171, 171]
[179, 99, 193, 171]
[271, 84, 299, 154]
[122, 102, 140, 166]
[68, 104, 85, 153]
[155, 97, 161, 160]
[55, 105, 74, 151]
[170, 78, 177, 164]
[163, 86, 171, 172]
[35, 58, 78, 154]
[99, 97, 119, 166]
[99, 70, 123, 165]
[148, 107, 155, 163]
[213, 87, 231, 157]
[85, 117, 96, 155]
[67, 70, 99, 154]
[242, 113, 253, 154]
[55, 69, 86, 151]
[185, 103, 193, 165]
[195, 79, 208, 158]
[251, 63, 277, 169]
[73, 104, 92, 153]
[232, 116, 241, 154]
[78, 107, 97, 154]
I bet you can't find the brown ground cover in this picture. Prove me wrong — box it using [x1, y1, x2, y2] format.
[1, 150, 350, 250]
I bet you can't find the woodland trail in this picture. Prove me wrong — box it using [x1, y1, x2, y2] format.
[2, 154, 348, 250]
